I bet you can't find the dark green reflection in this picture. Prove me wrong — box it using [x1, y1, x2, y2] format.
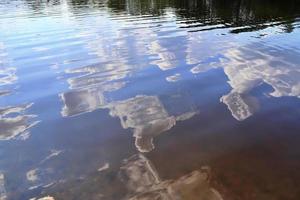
[24, 0, 300, 33]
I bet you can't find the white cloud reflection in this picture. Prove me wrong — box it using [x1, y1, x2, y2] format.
[120, 154, 223, 200]
[108, 95, 197, 152]
[0, 67, 17, 87]
[31, 196, 55, 200]
[60, 10, 300, 126]
[149, 40, 179, 71]
[0, 42, 17, 97]
[166, 73, 181, 82]
[0, 103, 39, 140]
[108, 95, 176, 152]
[0, 173, 6, 200]
[220, 91, 258, 121]
[186, 31, 300, 121]
[60, 87, 106, 117]
[220, 45, 300, 120]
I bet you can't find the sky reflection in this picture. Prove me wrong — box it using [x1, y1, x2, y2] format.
[1, 0, 300, 199]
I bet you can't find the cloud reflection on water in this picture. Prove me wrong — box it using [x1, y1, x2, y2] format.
[0, 103, 39, 140]
[187, 33, 300, 120]
[120, 154, 223, 200]
[0, 173, 6, 200]
[108, 95, 177, 152]
[1, 0, 300, 199]
[59, 16, 300, 151]
[221, 44, 300, 120]
[0, 42, 17, 97]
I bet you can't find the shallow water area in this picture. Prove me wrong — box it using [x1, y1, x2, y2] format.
[1, 0, 300, 199]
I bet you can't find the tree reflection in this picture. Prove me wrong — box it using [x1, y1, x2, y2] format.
[105, 0, 300, 33]
[22, 0, 300, 33]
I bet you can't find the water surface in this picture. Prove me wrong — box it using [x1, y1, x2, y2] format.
[1, 0, 300, 199]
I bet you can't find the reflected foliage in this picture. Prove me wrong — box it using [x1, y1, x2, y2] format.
[23, 0, 300, 33]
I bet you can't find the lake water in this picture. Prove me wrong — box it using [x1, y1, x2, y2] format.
[1, 0, 300, 199]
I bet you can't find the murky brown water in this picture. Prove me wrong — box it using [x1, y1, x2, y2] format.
[1, 0, 300, 199]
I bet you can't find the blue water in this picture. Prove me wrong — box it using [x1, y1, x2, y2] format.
[1, 0, 300, 199]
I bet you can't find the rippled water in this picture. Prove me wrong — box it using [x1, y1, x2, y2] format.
[1, 0, 300, 199]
